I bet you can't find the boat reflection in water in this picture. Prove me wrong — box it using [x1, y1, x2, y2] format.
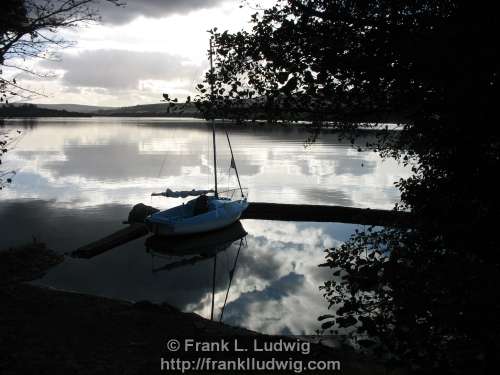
[144, 220, 248, 321]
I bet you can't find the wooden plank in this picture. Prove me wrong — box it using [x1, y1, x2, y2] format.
[71, 223, 148, 259]
[242, 202, 414, 227]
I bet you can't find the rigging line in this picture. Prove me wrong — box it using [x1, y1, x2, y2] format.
[210, 252, 217, 321]
[223, 127, 244, 197]
[223, 118, 230, 193]
[219, 238, 244, 322]
[207, 254, 214, 319]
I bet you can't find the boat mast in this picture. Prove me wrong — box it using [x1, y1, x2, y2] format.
[209, 37, 218, 198]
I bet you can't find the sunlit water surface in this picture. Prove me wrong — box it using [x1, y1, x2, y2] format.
[0, 117, 410, 335]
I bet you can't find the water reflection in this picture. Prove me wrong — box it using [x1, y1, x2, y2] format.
[146, 221, 247, 270]
[1, 118, 409, 209]
[0, 198, 356, 335]
[0, 118, 407, 335]
[146, 221, 248, 321]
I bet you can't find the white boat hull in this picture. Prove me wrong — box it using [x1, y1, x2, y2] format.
[145, 197, 248, 236]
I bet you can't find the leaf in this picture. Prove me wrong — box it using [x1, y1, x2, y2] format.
[317, 314, 336, 321]
[337, 316, 357, 328]
[321, 321, 336, 330]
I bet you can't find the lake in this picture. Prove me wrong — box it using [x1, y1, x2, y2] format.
[0, 117, 410, 335]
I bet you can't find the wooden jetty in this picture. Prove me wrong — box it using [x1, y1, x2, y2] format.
[71, 202, 414, 259]
[242, 202, 414, 227]
[71, 223, 148, 259]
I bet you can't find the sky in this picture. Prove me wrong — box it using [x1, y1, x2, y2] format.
[12, 0, 267, 107]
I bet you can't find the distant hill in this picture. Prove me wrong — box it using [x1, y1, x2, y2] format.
[33, 103, 115, 113]
[0, 104, 90, 117]
[1, 102, 202, 118]
[1, 102, 408, 123]
[95, 103, 201, 117]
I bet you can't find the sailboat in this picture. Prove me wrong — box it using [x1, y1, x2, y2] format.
[145, 38, 248, 236]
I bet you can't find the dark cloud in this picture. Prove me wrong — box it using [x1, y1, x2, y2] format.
[300, 187, 354, 206]
[221, 272, 305, 324]
[41, 49, 202, 89]
[236, 240, 283, 281]
[98, 0, 224, 24]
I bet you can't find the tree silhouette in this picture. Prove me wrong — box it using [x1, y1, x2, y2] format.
[200, 1, 500, 373]
[1, 0, 122, 187]
[1, 0, 122, 102]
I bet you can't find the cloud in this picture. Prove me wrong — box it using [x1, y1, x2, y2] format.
[98, 0, 224, 24]
[41, 49, 203, 90]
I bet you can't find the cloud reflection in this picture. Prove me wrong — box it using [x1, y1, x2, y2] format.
[1, 119, 410, 209]
[0, 199, 358, 335]
[0, 119, 410, 334]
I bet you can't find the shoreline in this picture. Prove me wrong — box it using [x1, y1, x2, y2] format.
[0, 116, 404, 133]
[0, 243, 394, 374]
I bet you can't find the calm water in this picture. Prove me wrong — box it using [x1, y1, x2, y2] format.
[0, 117, 410, 335]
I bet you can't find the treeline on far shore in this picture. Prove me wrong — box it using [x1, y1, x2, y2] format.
[1, 102, 409, 125]
[0, 104, 91, 118]
[0, 103, 201, 118]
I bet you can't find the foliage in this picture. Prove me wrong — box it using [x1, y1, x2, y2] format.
[199, 1, 500, 373]
[1, 0, 122, 102]
[0, 128, 21, 190]
[197, 0, 497, 150]
[320, 227, 500, 372]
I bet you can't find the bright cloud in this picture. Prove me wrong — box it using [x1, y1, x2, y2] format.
[12, 1, 267, 106]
